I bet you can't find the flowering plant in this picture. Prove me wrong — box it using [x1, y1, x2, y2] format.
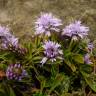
[0, 13, 96, 96]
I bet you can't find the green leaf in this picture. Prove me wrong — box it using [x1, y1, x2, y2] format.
[0, 64, 7, 70]
[81, 71, 96, 92]
[72, 54, 84, 64]
[0, 89, 6, 96]
[80, 64, 93, 74]
[61, 93, 71, 96]
[33, 93, 47, 96]
[48, 74, 65, 94]
[64, 59, 76, 72]
[36, 75, 46, 93]
[33, 56, 42, 61]
[9, 87, 16, 96]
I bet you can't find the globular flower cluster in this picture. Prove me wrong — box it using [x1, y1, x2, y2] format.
[35, 13, 62, 36]
[41, 41, 63, 64]
[6, 64, 27, 81]
[88, 43, 94, 53]
[84, 43, 94, 64]
[84, 54, 92, 64]
[62, 21, 89, 38]
[0, 25, 18, 49]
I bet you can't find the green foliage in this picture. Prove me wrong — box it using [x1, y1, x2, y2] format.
[0, 83, 16, 96]
[0, 33, 96, 96]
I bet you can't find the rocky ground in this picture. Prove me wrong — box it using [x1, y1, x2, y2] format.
[0, 0, 96, 40]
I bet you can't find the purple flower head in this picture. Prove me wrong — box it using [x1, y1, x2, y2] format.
[41, 41, 63, 64]
[0, 25, 19, 49]
[2, 36, 18, 49]
[0, 25, 11, 38]
[6, 64, 27, 81]
[62, 21, 89, 38]
[84, 54, 92, 64]
[35, 13, 62, 36]
[87, 43, 94, 53]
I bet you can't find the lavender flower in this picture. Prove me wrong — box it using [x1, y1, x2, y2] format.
[84, 54, 92, 64]
[0, 26, 11, 38]
[35, 13, 62, 36]
[6, 64, 27, 81]
[0, 26, 26, 55]
[87, 43, 94, 53]
[2, 36, 18, 49]
[62, 21, 89, 38]
[41, 41, 63, 64]
[0, 25, 18, 48]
